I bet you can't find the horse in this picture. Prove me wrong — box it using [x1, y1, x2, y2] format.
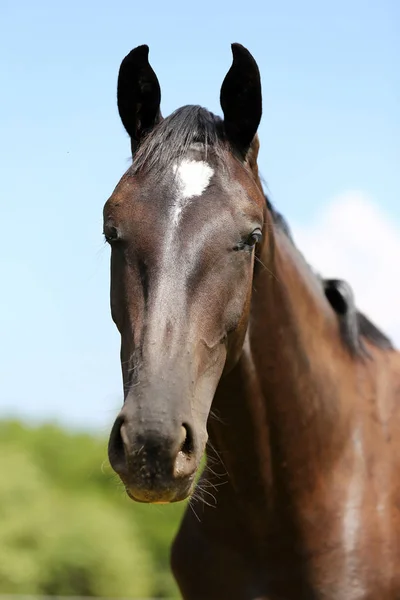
[105, 43, 400, 599]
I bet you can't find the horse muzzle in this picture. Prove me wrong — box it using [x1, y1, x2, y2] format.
[108, 410, 201, 503]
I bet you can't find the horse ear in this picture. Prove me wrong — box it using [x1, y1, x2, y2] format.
[246, 134, 263, 190]
[220, 43, 262, 158]
[117, 45, 162, 154]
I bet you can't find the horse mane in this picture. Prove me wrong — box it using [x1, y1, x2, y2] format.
[357, 312, 394, 351]
[130, 105, 226, 176]
[265, 197, 394, 355]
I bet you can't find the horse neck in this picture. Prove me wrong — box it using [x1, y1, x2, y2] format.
[208, 219, 355, 508]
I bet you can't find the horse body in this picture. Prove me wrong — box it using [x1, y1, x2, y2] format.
[105, 43, 400, 598]
[173, 225, 400, 599]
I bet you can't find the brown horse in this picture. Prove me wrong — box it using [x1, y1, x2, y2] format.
[105, 44, 400, 599]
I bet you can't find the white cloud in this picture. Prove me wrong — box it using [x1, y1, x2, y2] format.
[292, 191, 400, 347]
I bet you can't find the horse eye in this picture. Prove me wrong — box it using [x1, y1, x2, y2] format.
[103, 225, 120, 244]
[247, 228, 262, 247]
[235, 228, 262, 251]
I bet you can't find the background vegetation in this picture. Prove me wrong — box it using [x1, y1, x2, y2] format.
[0, 420, 186, 598]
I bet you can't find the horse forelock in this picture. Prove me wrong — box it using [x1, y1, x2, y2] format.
[129, 105, 228, 177]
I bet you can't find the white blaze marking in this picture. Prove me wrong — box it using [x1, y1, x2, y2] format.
[147, 159, 214, 356]
[172, 159, 214, 225]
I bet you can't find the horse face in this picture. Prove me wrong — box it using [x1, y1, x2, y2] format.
[106, 44, 265, 503]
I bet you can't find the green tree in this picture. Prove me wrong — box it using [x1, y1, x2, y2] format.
[39, 494, 153, 598]
[0, 434, 164, 597]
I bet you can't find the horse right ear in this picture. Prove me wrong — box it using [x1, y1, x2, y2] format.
[220, 44, 262, 159]
[117, 45, 162, 155]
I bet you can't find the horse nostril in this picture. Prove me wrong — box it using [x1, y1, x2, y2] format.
[174, 423, 196, 479]
[108, 416, 127, 474]
[120, 423, 130, 454]
[180, 423, 194, 456]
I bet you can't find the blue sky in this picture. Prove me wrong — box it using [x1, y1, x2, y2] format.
[1, 0, 399, 431]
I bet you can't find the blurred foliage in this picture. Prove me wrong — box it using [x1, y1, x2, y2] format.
[0, 420, 186, 598]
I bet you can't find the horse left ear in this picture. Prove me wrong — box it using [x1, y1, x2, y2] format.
[117, 45, 162, 155]
[220, 44, 262, 158]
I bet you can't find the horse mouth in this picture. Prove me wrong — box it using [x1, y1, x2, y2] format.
[124, 480, 194, 504]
